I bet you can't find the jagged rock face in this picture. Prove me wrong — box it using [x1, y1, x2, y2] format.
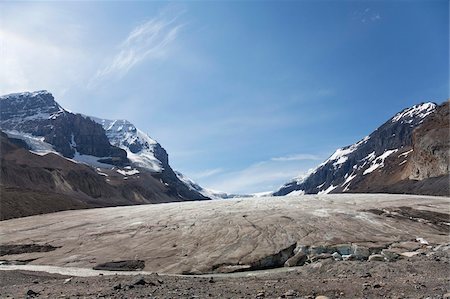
[408, 100, 449, 180]
[0, 91, 128, 166]
[89, 118, 165, 172]
[274, 102, 439, 196]
[89, 117, 209, 200]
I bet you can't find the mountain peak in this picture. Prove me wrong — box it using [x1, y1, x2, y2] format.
[0, 90, 65, 126]
[274, 100, 441, 196]
[0, 90, 53, 100]
[391, 102, 436, 124]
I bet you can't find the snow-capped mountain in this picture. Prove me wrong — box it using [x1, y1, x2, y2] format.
[0, 90, 129, 166]
[88, 117, 164, 172]
[0, 90, 209, 205]
[274, 101, 448, 196]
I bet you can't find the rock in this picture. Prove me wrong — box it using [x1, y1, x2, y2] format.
[309, 245, 328, 255]
[310, 253, 332, 262]
[284, 251, 308, 267]
[315, 296, 330, 299]
[400, 251, 420, 258]
[113, 283, 122, 290]
[351, 244, 370, 260]
[373, 283, 382, 289]
[294, 244, 309, 255]
[132, 277, 149, 286]
[342, 254, 355, 261]
[391, 241, 421, 251]
[368, 254, 385, 261]
[215, 264, 252, 273]
[93, 260, 145, 271]
[256, 290, 265, 298]
[332, 252, 342, 261]
[208, 277, 215, 283]
[333, 244, 352, 255]
[283, 289, 297, 297]
[433, 244, 450, 252]
[360, 272, 372, 278]
[26, 289, 39, 297]
[442, 292, 450, 299]
[381, 249, 400, 261]
[251, 243, 297, 270]
[63, 278, 72, 284]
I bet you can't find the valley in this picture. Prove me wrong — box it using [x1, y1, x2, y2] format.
[0, 194, 449, 298]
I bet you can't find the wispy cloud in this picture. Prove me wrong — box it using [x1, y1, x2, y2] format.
[191, 168, 224, 179]
[193, 153, 322, 194]
[354, 8, 381, 24]
[90, 7, 185, 85]
[271, 153, 321, 162]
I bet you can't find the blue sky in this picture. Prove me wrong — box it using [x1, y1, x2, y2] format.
[1, 1, 448, 194]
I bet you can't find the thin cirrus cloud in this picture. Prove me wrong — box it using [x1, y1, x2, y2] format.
[197, 154, 321, 194]
[90, 9, 184, 86]
[190, 168, 224, 180]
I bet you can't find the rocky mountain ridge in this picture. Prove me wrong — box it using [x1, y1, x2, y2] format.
[0, 91, 210, 219]
[274, 101, 449, 197]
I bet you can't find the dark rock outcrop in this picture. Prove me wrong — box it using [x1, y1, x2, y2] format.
[0, 91, 128, 166]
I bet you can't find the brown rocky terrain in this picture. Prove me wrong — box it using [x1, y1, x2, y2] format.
[408, 100, 449, 180]
[1, 251, 449, 299]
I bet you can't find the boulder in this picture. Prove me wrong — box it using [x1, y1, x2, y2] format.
[294, 244, 309, 255]
[333, 244, 352, 255]
[309, 245, 328, 255]
[342, 254, 356, 261]
[381, 249, 399, 261]
[332, 252, 342, 261]
[284, 251, 308, 267]
[351, 244, 370, 260]
[310, 253, 333, 262]
[368, 254, 385, 261]
[400, 251, 420, 258]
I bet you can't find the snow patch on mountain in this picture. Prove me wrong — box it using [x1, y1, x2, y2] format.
[391, 103, 436, 124]
[89, 117, 162, 172]
[117, 168, 140, 176]
[4, 130, 57, 156]
[286, 190, 305, 196]
[72, 152, 114, 169]
[320, 136, 370, 169]
[363, 149, 398, 175]
[318, 184, 337, 195]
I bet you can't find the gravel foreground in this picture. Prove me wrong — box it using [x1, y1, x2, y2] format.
[1, 251, 449, 299]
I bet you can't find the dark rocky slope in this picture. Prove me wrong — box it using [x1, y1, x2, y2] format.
[0, 131, 200, 220]
[0, 91, 128, 166]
